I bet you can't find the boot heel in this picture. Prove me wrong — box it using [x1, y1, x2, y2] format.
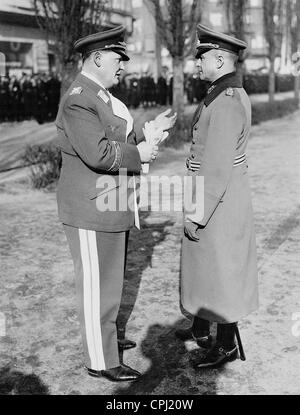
[234, 324, 246, 361]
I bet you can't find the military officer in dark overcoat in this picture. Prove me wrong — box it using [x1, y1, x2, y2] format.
[56, 26, 175, 382]
[178, 24, 259, 369]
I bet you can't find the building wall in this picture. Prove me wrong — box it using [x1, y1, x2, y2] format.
[126, 0, 159, 77]
[0, 0, 134, 77]
[0, 23, 50, 75]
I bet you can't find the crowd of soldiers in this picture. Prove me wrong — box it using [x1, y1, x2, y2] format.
[111, 72, 209, 108]
[0, 71, 208, 124]
[0, 72, 61, 124]
[110, 72, 174, 108]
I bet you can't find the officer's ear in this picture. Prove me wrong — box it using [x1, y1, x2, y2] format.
[216, 54, 224, 69]
[94, 52, 102, 68]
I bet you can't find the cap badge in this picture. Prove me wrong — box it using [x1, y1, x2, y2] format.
[197, 40, 220, 49]
[97, 89, 110, 104]
[70, 87, 83, 95]
[225, 87, 234, 97]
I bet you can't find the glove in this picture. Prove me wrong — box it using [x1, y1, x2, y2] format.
[184, 221, 200, 242]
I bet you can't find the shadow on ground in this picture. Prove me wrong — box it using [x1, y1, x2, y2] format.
[0, 366, 49, 395]
[114, 319, 226, 395]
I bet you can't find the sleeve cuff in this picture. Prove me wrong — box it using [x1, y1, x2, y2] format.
[108, 141, 123, 172]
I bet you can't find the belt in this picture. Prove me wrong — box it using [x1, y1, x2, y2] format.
[186, 154, 246, 172]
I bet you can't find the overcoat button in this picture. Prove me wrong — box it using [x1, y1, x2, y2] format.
[191, 154, 195, 159]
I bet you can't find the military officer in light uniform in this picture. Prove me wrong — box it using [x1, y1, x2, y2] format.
[178, 24, 259, 368]
[56, 26, 175, 382]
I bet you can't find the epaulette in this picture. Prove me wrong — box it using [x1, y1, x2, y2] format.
[97, 89, 110, 104]
[70, 86, 83, 96]
[225, 87, 234, 97]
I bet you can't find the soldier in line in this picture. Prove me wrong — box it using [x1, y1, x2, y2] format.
[128, 72, 140, 108]
[0, 76, 10, 122]
[21, 74, 35, 120]
[185, 73, 209, 104]
[46, 72, 61, 121]
[156, 72, 168, 106]
[9, 75, 21, 122]
[0, 72, 61, 123]
[179, 24, 259, 369]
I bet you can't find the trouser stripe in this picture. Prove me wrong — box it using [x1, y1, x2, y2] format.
[79, 229, 105, 371]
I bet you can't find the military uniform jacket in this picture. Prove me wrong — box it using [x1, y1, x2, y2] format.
[181, 72, 259, 323]
[55, 73, 142, 232]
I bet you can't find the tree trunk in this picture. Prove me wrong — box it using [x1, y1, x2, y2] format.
[268, 55, 276, 103]
[295, 75, 300, 107]
[155, 27, 162, 79]
[60, 61, 80, 97]
[172, 56, 185, 132]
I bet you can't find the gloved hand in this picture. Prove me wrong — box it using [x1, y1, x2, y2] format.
[184, 221, 200, 242]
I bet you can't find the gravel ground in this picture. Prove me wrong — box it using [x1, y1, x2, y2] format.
[0, 108, 300, 395]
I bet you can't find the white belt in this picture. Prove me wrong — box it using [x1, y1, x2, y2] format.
[186, 154, 246, 172]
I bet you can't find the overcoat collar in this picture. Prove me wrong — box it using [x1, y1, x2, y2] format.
[204, 71, 242, 106]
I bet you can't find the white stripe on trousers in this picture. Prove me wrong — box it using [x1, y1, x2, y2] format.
[79, 229, 106, 371]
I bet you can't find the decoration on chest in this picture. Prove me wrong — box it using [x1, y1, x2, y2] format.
[70, 87, 83, 95]
[225, 87, 234, 96]
[97, 89, 110, 104]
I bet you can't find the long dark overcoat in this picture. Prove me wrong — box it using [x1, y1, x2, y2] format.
[181, 73, 259, 324]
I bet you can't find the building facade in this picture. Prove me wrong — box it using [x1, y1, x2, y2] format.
[0, 0, 134, 77]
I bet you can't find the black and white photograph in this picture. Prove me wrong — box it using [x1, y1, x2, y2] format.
[0, 0, 299, 398]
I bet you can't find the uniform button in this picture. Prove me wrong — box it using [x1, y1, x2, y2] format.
[192, 139, 196, 144]
[194, 126, 198, 131]
[191, 154, 195, 159]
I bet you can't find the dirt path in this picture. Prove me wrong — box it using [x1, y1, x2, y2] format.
[0, 110, 300, 395]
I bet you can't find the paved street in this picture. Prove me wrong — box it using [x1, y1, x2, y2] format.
[0, 108, 300, 395]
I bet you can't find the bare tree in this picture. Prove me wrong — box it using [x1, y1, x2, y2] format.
[146, 0, 203, 135]
[33, 0, 108, 95]
[221, 0, 248, 39]
[290, 0, 300, 103]
[219, 0, 248, 79]
[263, 0, 284, 103]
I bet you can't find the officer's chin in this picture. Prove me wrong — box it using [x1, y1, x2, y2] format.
[113, 75, 120, 85]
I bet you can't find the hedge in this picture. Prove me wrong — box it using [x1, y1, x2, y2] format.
[252, 98, 299, 125]
[244, 73, 295, 94]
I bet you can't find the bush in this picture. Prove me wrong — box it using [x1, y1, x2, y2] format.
[22, 144, 61, 189]
[244, 74, 269, 94]
[252, 98, 299, 125]
[244, 73, 295, 95]
[275, 74, 295, 92]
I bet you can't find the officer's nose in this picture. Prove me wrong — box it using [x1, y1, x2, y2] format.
[119, 61, 125, 71]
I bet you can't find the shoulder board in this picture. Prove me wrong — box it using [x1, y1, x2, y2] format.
[70, 87, 83, 96]
[97, 89, 110, 104]
[225, 87, 234, 97]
